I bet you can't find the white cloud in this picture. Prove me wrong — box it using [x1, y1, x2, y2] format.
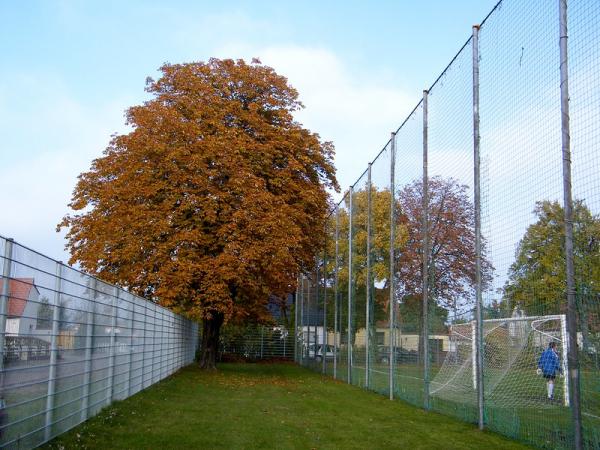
[213, 44, 417, 195]
[0, 76, 132, 262]
[1, 44, 416, 261]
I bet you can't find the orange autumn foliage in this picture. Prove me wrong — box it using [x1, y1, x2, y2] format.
[59, 58, 338, 326]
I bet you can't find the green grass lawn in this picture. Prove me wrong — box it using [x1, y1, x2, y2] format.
[41, 363, 530, 450]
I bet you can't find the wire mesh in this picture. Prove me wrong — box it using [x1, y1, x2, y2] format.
[569, 1, 600, 447]
[368, 142, 393, 398]
[479, 1, 573, 447]
[350, 170, 369, 388]
[297, 1, 600, 448]
[323, 214, 337, 378]
[426, 38, 479, 422]
[0, 236, 198, 449]
[219, 324, 294, 361]
[393, 104, 425, 407]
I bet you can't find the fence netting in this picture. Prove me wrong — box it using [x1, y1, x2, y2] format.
[296, 1, 600, 448]
[0, 236, 198, 449]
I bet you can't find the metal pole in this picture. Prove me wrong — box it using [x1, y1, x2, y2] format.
[107, 286, 118, 404]
[141, 301, 148, 389]
[334, 206, 339, 379]
[560, 314, 570, 406]
[389, 133, 396, 400]
[300, 276, 304, 364]
[157, 307, 162, 380]
[283, 324, 287, 358]
[260, 326, 264, 359]
[150, 302, 155, 383]
[472, 24, 485, 430]
[348, 185, 354, 384]
[44, 261, 63, 442]
[315, 260, 319, 366]
[366, 162, 372, 389]
[126, 296, 134, 397]
[159, 306, 165, 380]
[294, 280, 299, 363]
[307, 276, 312, 363]
[322, 247, 327, 374]
[0, 239, 14, 380]
[559, 1, 583, 447]
[422, 90, 430, 410]
[81, 278, 96, 421]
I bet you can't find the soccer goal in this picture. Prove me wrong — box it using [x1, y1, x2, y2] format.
[430, 314, 569, 407]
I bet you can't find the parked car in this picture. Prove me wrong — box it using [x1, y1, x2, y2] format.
[377, 345, 419, 364]
[307, 344, 336, 361]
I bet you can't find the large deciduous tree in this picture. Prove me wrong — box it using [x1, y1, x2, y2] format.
[324, 176, 492, 334]
[503, 200, 600, 320]
[59, 58, 338, 369]
[396, 177, 493, 316]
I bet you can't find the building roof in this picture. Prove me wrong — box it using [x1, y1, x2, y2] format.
[4, 278, 38, 317]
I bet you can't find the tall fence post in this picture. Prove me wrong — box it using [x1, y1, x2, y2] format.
[126, 296, 134, 397]
[141, 301, 148, 388]
[315, 261, 319, 365]
[422, 90, 431, 410]
[348, 185, 354, 384]
[81, 278, 97, 421]
[159, 307, 165, 380]
[307, 276, 312, 363]
[558, 0, 583, 447]
[366, 162, 372, 389]
[260, 326, 264, 359]
[0, 239, 14, 386]
[389, 133, 396, 401]
[152, 302, 158, 384]
[300, 276, 304, 365]
[322, 247, 327, 374]
[44, 261, 63, 442]
[294, 280, 299, 363]
[107, 286, 118, 404]
[472, 24, 485, 430]
[334, 206, 339, 379]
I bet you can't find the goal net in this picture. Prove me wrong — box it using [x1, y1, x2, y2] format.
[430, 314, 569, 408]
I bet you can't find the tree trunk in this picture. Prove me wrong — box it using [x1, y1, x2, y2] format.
[199, 312, 224, 370]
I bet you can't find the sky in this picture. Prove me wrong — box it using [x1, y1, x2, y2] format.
[1, 0, 502, 263]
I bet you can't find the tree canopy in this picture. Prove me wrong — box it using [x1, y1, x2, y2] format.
[323, 176, 492, 333]
[59, 58, 338, 368]
[503, 200, 600, 317]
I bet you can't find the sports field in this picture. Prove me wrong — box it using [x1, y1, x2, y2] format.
[41, 363, 530, 449]
[310, 358, 600, 449]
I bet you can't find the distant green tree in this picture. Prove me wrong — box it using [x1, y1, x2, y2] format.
[503, 200, 600, 320]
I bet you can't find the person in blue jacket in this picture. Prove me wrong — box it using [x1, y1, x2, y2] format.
[537, 341, 561, 400]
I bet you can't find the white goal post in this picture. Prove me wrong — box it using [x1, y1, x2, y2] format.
[431, 314, 570, 407]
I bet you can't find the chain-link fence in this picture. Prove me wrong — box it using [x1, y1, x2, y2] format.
[296, 1, 600, 449]
[0, 236, 199, 449]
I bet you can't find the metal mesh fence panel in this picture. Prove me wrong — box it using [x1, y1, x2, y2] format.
[306, 272, 320, 372]
[426, 39, 478, 422]
[323, 214, 337, 378]
[369, 142, 392, 398]
[351, 170, 369, 388]
[479, 1, 571, 447]
[393, 104, 425, 407]
[0, 236, 199, 449]
[569, 1, 600, 446]
[296, 1, 600, 448]
[336, 195, 350, 383]
[219, 324, 294, 361]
